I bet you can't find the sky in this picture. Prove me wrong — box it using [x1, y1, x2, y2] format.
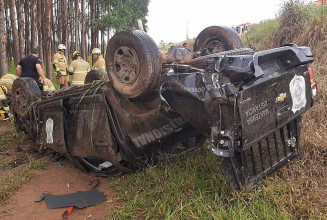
[146, 0, 312, 44]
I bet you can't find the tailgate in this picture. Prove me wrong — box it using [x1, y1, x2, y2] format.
[238, 65, 313, 147]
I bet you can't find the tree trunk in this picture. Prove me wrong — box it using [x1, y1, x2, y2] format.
[9, 0, 20, 67]
[81, 0, 87, 60]
[5, 2, 12, 69]
[16, 0, 25, 59]
[101, 31, 104, 54]
[30, 0, 37, 50]
[61, 0, 68, 59]
[90, 0, 96, 50]
[36, 0, 44, 65]
[51, 0, 56, 55]
[75, 0, 79, 51]
[44, 0, 52, 80]
[24, 0, 30, 55]
[68, 0, 74, 62]
[0, 0, 8, 76]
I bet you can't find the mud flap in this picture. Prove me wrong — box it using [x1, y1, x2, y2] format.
[220, 117, 301, 190]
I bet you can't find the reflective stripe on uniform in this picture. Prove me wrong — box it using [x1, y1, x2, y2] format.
[74, 70, 88, 74]
[92, 66, 106, 70]
[0, 94, 6, 100]
[0, 79, 14, 83]
[3, 106, 9, 111]
[72, 81, 84, 85]
[59, 71, 67, 76]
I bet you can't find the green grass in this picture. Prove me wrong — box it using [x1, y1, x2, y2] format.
[0, 131, 14, 153]
[0, 169, 33, 204]
[106, 2, 327, 219]
[0, 124, 47, 205]
[107, 149, 292, 220]
[243, 19, 279, 47]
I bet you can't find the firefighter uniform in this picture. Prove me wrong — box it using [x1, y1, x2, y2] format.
[41, 78, 56, 92]
[0, 86, 10, 121]
[68, 57, 90, 86]
[92, 55, 106, 71]
[53, 52, 69, 88]
[0, 74, 18, 93]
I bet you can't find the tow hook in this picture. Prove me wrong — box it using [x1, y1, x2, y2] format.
[286, 137, 297, 148]
[209, 127, 234, 157]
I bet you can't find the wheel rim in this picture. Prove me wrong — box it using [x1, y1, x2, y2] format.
[113, 46, 140, 85]
[203, 38, 225, 53]
[15, 87, 28, 112]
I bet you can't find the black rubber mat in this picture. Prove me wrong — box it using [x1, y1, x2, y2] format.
[43, 189, 107, 209]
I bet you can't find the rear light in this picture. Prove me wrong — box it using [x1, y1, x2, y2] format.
[308, 65, 314, 83]
[307, 65, 317, 97]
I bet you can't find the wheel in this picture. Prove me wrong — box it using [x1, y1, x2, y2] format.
[106, 30, 162, 98]
[11, 77, 41, 119]
[84, 69, 108, 84]
[193, 26, 243, 53]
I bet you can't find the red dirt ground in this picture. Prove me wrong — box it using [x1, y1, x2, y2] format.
[0, 121, 120, 220]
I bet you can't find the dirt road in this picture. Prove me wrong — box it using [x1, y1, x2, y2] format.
[0, 121, 119, 220]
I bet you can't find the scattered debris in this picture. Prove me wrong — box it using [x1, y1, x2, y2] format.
[15, 146, 22, 152]
[88, 179, 100, 189]
[0, 151, 9, 155]
[35, 194, 45, 202]
[62, 206, 74, 220]
[38, 189, 107, 209]
[12, 161, 21, 168]
[54, 162, 64, 167]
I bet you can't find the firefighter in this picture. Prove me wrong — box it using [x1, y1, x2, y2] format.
[0, 74, 18, 94]
[53, 44, 70, 88]
[68, 51, 90, 86]
[41, 77, 56, 94]
[91, 48, 106, 71]
[0, 86, 10, 121]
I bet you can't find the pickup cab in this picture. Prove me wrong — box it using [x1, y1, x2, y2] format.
[11, 26, 317, 190]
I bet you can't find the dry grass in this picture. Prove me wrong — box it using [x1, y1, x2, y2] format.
[245, 2, 327, 217]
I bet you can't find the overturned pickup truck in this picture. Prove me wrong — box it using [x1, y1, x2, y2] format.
[11, 26, 317, 190]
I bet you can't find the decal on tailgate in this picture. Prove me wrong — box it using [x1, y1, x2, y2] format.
[290, 75, 306, 113]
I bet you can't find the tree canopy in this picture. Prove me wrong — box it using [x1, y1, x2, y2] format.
[98, 0, 150, 32]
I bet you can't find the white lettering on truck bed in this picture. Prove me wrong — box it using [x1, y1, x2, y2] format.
[131, 117, 186, 148]
[244, 100, 270, 125]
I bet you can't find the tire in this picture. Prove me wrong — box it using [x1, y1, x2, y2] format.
[11, 77, 41, 119]
[105, 30, 162, 98]
[84, 69, 108, 84]
[194, 26, 243, 53]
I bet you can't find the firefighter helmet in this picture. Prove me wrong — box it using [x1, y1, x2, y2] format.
[0, 86, 8, 95]
[58, 44, 66, 50]
[92, 48, 101, 55]
[73, 51, 80, 58]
